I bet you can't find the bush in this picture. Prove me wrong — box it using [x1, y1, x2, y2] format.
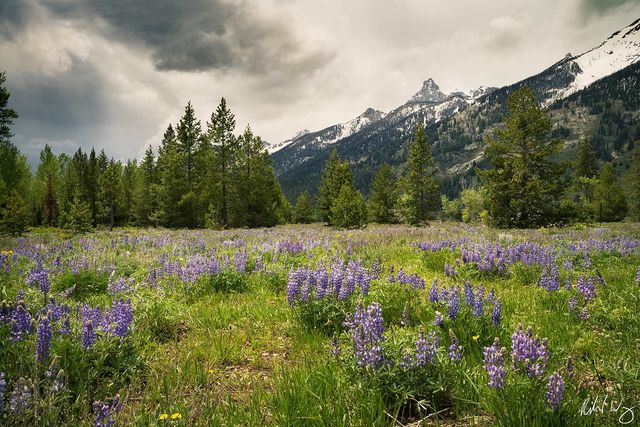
[330, 184, 368, 229]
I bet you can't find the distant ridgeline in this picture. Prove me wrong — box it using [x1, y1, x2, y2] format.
[271, 19, 640, 201]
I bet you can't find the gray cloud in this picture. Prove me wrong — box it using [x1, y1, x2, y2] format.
[42, 0, 332, 75]
[580, 0, 640, 16]
[0, 0, 31, 39]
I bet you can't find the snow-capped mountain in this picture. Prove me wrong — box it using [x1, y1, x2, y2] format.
[548, 18, 640, 103]
[268, 107, 386, 154]
[272, 18, 640, 201]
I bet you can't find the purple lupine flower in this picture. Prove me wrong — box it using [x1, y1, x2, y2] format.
[46, 358, 65, 394]
[401, 351, 414, 369]
[433, 310, 444, 327]
[93, 395, 121, 427]
[577, 276, 596, 302]
[473, 286, 485, 317]
[579, 307, 590, 321]
[36, 314, 53, 363]
[27, 267, 50, 294]
[286, 268, 300, 306]
[253, 256, 263, 272]
[510, 324, 550, 378]
[401, 303, 410, 327]
[486, 288, 495, 304]
[234, 250, 248, 273]
[107, 300, 133, 338]
[568, 297, 577, 313]
[562, 258, 574, 271]
[10, 301, 32, 342]
[428, 280, 439, 303]
[315, 268, 329, 299]
[448, 332, 462, 362]
[464, 282, 475, 306]
[444, 263, 456, 277]
[330, 335, 341, 357]
[483, 338, 506, 389]
[415, 330, 439, 367]
[447, 288, 460, 320]
[546, 371, 565, 411]
[107, 278, 133, 295]
[343, 303, 384, 369]
[491, 300, 502, 326]
[0, 372, 5, 412]
[81, 316, 97, 350]
[60, 315, 71, 335]
[564, 277, 572, 290]
[9, 377, 31, 413]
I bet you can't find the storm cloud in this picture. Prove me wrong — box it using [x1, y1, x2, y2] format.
[41, 0, 331, 74]
[1, 1, 639, 167]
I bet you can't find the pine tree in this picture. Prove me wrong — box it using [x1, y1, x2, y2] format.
[120, 159, 138, 224]
[318, 150, 354, 225]
[293, 191, 314, 224]
[481, 86, 566, 228]
[330, 184, 368, 229]
[176, 102, 202, 228]
[99, 160, 122, 230]
[404, 120, 439, 225]
[136, 146, 156, 226]
[207, 98, 237, 227]
[87, 148, 99, 227]
[368, 163, 398, 223]
[34, 145, 60, 226]
[574, 139, 598, 179]
[0, 72, 30, 235]
[155, 124, 185, 227]
[67, 189, 92, 233]
[592, 164, 627, 222]
[626, 144, 640, 220]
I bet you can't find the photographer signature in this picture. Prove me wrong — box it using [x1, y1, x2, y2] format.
[579, 394, 636, 425]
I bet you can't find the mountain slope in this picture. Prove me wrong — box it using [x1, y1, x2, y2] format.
[273, 19, 640, 201]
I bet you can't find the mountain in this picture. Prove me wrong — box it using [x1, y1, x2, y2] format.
[272, 19, 640, 201]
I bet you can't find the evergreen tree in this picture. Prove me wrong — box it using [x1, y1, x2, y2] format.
[573, 139, 599, 179]
[318, 150, 354, 225]
[330, 184, 368, 229]
[34, 145, 60, 226]
[571, 139, 599, 219]
[120, 159, 138, 224]
[0, 72, 31, 235]
[592, 164, 627, 222]
[368, 163, 398, 223]
[67, 189, 92, 233]
[404, 120, 439, 225]
[87, 148, 99, 227]
[480, 86, 566, 228]
[98, 160, 122, 230]
[626, 144, 640, 220]
[155, 124, 185, 227]
[293, 191, 314, 224]
[207, 98, 237, 227]
[176, 102, 202, 228]
[136, 146, 156, 226]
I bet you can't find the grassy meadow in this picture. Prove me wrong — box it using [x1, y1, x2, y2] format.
[0, 223, 639, 426]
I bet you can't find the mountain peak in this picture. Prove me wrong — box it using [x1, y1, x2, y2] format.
[359, 107, 386, 121]
[409, 78, 447, 103]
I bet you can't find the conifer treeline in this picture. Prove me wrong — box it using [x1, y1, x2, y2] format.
[0, 85, 291, 233]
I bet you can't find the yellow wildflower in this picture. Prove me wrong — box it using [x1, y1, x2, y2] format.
[472, 335, 480, 341]
[159, 413, 169, 421]
[171, 413, 182, 420]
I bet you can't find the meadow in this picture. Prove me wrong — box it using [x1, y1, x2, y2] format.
[0, 223, 639, 426]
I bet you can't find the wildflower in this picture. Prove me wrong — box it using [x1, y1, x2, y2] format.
[286, 268, 300, 306]
[36, 314, 53, 363]
[483, 338, 506, 389]
[491, 300, 502, 326]
[415, 330, 439, 366]
[93, 395, 121, 427]
[486, 288, 495, 304]
[428, 280, 439, 303]
[10, 301, 32, 342]
[448, 332, 462, 362]
[564, 277, 572, 290]
[9, 377, 31, 413]
[433, 310, 444, 327]
[81, 320, 96, 350]
[330, 335, 341, 357]
[0, 372, 5, 412]
[472, 286, 485, 317]
[464, 282, 475, 305]
[171, 412, 182, 420]
[401, 303, 410, 327]
[510, 324, 550, 378]
[27, 267, 50, 294]
[447, 288, 460, 320]
[546, 371, 565, 411]
[473, 335, 480, 341]
[159, 413, 169, 421]
[579, 307, 590, 321]
[636, 266, 640, 284]
[400, 351, 414, 369]
[344, 303, 384, 369]
[568, 297, 577, 312]
[576, 276, 596, 302]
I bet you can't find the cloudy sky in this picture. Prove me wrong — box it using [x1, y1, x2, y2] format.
[2, 0, 640, 165]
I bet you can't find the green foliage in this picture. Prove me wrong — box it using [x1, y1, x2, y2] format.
[53, 270, 109, 300]
[460, 187, 488, 224]
[329, 184, 368, 229]
[0, 190, 29, 235]
[293, 191, 314, 224]
[191, 271, 248, 296]
[66, 190, 92, 234]
[481, 86, 566, 228]
[592, 163, 627, 221]
[404, 121, 439, 225]
[318, 150, 355, 225]
[368, 163, 398, 223]
[626, 144, 640, 220]
[441, 195, 463, 221]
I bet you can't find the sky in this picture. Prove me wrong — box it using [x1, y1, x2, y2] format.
[2, 0, 640, 165]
